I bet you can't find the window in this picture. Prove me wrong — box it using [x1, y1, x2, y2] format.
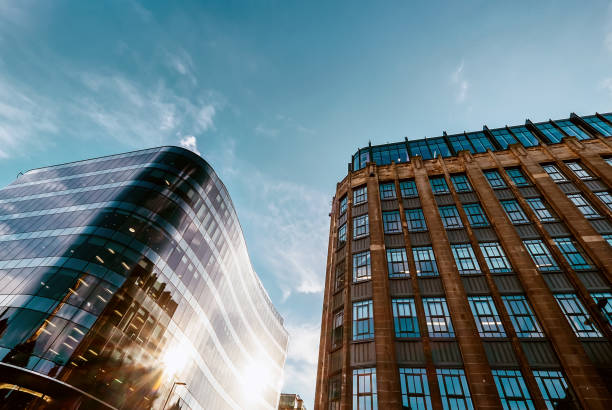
[501, 200, 530, 224]
[542, 164, 567, 182]
[536, 122, 565, 144]
[567, 193, 600, 219]
[353, 149, 371, 171]
[353, 215, 370, 238]
[447, 134, 474, 154]
[492, 369, 534, 410]
[553, 237, 593, 270]
[451, 174, 472, 192]
[467, 131, 496, 153]
[428, 137, 452, 158]
[523, 239, 559, 271]
[400, 180, 418, 197]
[506, 168, 530, 186]
[502, 295, 544, 337]
[372, 143, 409, 166]
[437, 369, 473, 410]
[565, 162, 593, 180]
[484, 170, 507, 188]
[409, 139, 433, 160]
[430, 176, 450, 194]
[353, 300, 374, 340]
[594, 191, 612, 211]
[554, 294, 602, 338]
[533, 370, 572, 410]
[555, 120, 589, 140]
[328, 375, 341, 410]
[354, 186, 368, 205]
[332, 311, 343, 349]
[353, 368, 378, 410]
[399, 368, 432, 410]
[490, 128, 519, 149]
[406, 209, 427, 232]
[334, 266, 345, 291]
[383, 211, 402, 234]
[604, 234, 612, 247]
[526, 198, 556, 222]
[338, 224, 347, 245]
[463, 203, 489, 227]
[392, 298, 419, 337]
[582, 115, 612, 136]
[413, 247, 438, 277]
[387, 248, 410, 277]
[479, 242, 512, 273]
[439, 205, 463, 229]
[379, 182, 396, 199]
[339, 196, 348, 214]
[451, 244, 481, 274]
[591, 292, 612, 324]
[353, 252, 371, 282]
[423, 297, 454, 337]
[468, 296, 506, 337]
[509, 126, 539, 147]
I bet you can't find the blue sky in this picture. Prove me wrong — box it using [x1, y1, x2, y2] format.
[1, 0, 611, 406]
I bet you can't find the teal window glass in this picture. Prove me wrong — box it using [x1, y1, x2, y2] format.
[400, 180, 418, 197]
[353, 300, 374, 340]
[423, 298, 454, 337]
[429, 176, 450, 194]
[501, 200, 529, 224]
[582, 115, 612, 136]
[523, 239, 559, 271]
[338, 224, 347, 245]
[526, 198, 556, 222]
[555, 120, 589, 140]
[542, 164, 567, 182]
[479, 242, 512, 273]
[387, 248, 410, 278]
[484, 170, 506, 188]
[490, 128, 518, 149]
[409, 140, 433, 160]
[427, 137, 452, 158]
[354, 186, 368, 204]
[468, 296, 506, 337]
[413, 247, 438, 277]
[553, 237, 593, 270]
[353, 251, 371, 282]
[554, 293, 602, 338]
[379, 182, 396, 199]
[594, 191, 612, 211]
[353, 214, 369, 238]
[353, 368, 378, 410]
[506, 168, 530, 186]
[591, 292, 612, 324]
[568, 193, 600, 219]
[339, 196, 347, 214]
[383, 211, 402, 234]
[451, 174, 472, 192]
[447, 134, 474, 154]
[502, 295, 544, 337]
[437, 369, 473, 410]
[406, 209, 427, 232]
[392, 298, 419, 337]
[463, 203, 489, 227]
[536, 122, 565, 144]
[399, 368, 432, 410]
[451, 244, 481, 274]
[492, 369, 534, 410]
[467, 132, 495, 153]
[372, 143, 409, 166]
[439, 205, 463, 229]
[565, 162, 593, 180]
[533, 370, 572, 410]
[509, 126, 539, 147]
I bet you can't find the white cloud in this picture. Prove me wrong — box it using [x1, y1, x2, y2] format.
[179, 135, 201, 156]
[451, 60, 469, 103]
[601, 77, 612, 97]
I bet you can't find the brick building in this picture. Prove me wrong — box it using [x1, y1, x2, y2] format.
[314, 113, 612, 409]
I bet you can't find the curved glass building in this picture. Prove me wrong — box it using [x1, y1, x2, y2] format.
[0, 146, 288, 409]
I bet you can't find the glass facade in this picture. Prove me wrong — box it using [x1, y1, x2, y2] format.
[0, 147, 289, 409]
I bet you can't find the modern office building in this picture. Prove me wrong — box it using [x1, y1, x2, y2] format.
[278, 393, 307, 409]
[0, 146, 288, 409]
[315, 112, 612, 409]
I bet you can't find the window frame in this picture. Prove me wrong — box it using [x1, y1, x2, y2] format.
[387, 248, 410, 278]
[352, 368, 378, 410]
[451, 243, 481, 275]
[353, 186, 368, 205]
[438, 205, 464, 229]
[479, 242, 513, 273]
[423, 297, 454, 337]
[429, 176, 450, 194]
[522, 239, 559, 271]
[413, 246, 439, 277]
[484, 170, 507, 188]
[405, 208, 427, 232]
[399, 368, 432, 410]
[567, 193, 600, 219]
[353, 214, 370, 239]
[392, 298, 420, 338]
[492, 369, 535, 410]
[437, 369, 473, 410]
[526, 198, 556, 222]
[399, 180, 418, 198]
[502, 295, 544, 338]
[379, 182, 397, 200]
[463, 203, 489, 227]
[353, 251, 372, 282]
[382, 211, 402, 234]
[352, 300, 375, 341]
[468, 295, 506, 337]
[542, 164, 567, 182]
[451, 174, 472, 193]
[554, 293, 602, 338]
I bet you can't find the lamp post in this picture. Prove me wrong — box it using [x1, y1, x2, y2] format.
[162, 381, 186, 410]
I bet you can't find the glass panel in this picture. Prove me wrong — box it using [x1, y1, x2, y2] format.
[535, 122, 565, 144]
[413, 247, 438, 277]
[492, 369, 535, 410]
[352, 300, 374, 340]
[467, 132, 495, 153]
[353, 251, 371, 282]
[555, 120, 590, 140]
[554, 294, 602, 338]
[423, 298, 454, 337]
[399, 368, 432, 410]
[502, 295, 544, 337]
[451, 244, 481, 274]
[447, 134, 475, 153]
[387, 248, 410, 278]
[468, 296, 506, 337]
[490, 128, 518, 149]
[523, 239, 559, 271]
[437, 369, 473, 410]
[392, 298, 419, 337]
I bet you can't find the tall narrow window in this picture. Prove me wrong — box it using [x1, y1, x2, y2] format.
[492, 369, 535, 410]
[451, 244, 481, 274]
[379, 182, 396, 199]
[536, 122, 565, 143]
[542, 164, 567, 182]
[526, 198, 556, 222]
[392, 298, 419, 337]
[430, 176, 450, 194]
[555, 119, 589, 140]
[506, 168, 530, 186]
[565, 162, 593, 180]
[594, 191, 612, 211]
[463, 203, 489, 227]
[533, 370, 572, 409]
[399, 368, 432, 410]
[439, 205, 463, 229]
[501, 200, 530, 224]
[468, 296, 506, 337]
[338, 224, 347, 246]
[331, 311, 343, 349]
[406, 209, 427, 232]
[567, 193, 600, 219]
[591, 292, 612, 324]
[339, 196, 348, 214]
[354, 186, 368, 205]
[437, 369, 473, 410]
[423, 297, 454, 337]
[353, 214, 370, 238]
[554, 293, 602, 337]
[353, 300, 374, 340]
[582, 115, 612, 136]
[383, 211, 402, 234]
[523, 239, 559, 271]
[400, 180, 418, 197]
[353, 368, 378, 410]
[484, 170, 507, 188]
[553, 237, 593, 270]
[328, 375, 341, 410]
[451, 174, 472, 192]
[334, 266, 345, 291]
[353, 251, 371, 282]
[502, 295, 544, 337]
[413, 247, 438, 277]
[387, 248, 410, 277]
[479, 242, 512, 273]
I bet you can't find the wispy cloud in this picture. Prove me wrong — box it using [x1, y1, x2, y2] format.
[451, 60, 469, 103]
[179, 135, 201, 156]
[255, 124, 280, 138]
[164, 48, 198, 85]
